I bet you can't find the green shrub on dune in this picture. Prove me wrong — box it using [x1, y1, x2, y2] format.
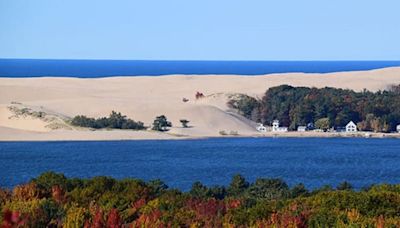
[71, 111, 146, 130]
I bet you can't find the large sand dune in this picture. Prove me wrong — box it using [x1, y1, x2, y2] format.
[1, 67, 400, 141]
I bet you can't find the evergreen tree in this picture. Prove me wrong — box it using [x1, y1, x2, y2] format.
[228, 174, 249, 197]
[152, 115, 172, 131]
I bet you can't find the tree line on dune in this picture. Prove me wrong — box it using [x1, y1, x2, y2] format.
[70, 111, 146, 130]
[229, 84, 400, 132]
[1, 172, 400, 227]
[71, 112, 189, 131]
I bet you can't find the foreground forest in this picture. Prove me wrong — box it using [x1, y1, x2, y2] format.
[229, 84, 400, 132]
[1, 173, 400, 227]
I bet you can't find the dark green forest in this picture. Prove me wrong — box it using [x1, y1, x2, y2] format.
[2, 173, 400, 227]
[231, 85, 400, 132]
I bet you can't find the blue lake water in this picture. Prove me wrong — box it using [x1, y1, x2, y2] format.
[1, 59, 400, 77]
[1, 138, 400, 191]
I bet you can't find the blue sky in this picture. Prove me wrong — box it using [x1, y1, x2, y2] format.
[0, 0, 399, 60]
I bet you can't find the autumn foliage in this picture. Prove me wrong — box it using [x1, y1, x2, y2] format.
[230, 85, 400, 132]
[2, 172, 400, 227]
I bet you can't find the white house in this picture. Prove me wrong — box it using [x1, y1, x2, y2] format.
[272, 120, 279, 132]
[272, 120, 288, 132]
[256, 123, 267, 132]
[397, 124, 400, 133]
[297, 126, 307, 132]
[345, 121, 357, 133]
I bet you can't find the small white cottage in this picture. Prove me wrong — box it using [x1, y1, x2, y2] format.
[297, 126, 307, 132]
[256, 123, 267, 133]
[397, 124, 400, 133]
[345, 121, 357, 133]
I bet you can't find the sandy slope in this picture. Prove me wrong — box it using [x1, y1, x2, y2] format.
[1, 67, 400, 141]
[0, 106, 49, 132]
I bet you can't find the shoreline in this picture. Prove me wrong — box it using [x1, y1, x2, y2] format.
[0, 129, 399, 142]
[2, 65, 400, 79]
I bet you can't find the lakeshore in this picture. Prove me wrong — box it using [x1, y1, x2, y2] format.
[0, 128, 399, 142]
[1, 67, 400, 141]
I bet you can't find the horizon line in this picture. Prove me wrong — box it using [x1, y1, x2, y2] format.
[1, 58, 400, 62]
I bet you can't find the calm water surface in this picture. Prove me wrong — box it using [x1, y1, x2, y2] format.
[1, 138, 400, 190]
[1, 59, 400, 77]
